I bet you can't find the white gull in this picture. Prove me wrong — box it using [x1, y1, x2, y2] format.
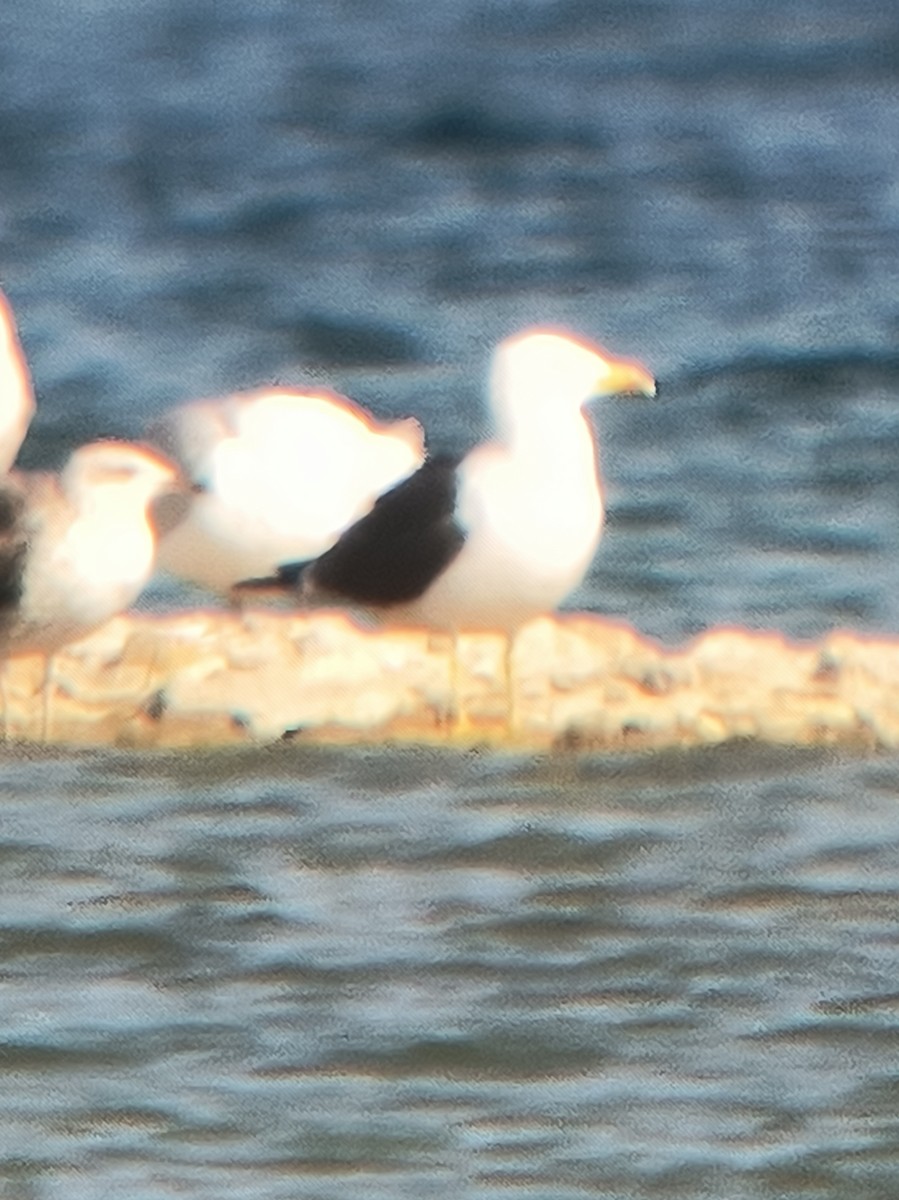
[148, 387, 424, 595]
[0, 288, 36, 473]
[0, 440, 182, 737]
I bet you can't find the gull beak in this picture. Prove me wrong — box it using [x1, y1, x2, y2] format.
[602, 357, 657, 399]
[151, 489, 193, 536]
[148, 463, 193, 535]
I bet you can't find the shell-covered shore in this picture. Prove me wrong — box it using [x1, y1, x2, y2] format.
[6, 609, 898, 751]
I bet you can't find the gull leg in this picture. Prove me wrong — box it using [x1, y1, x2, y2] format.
[505, 631, 519, 736]
[39, 654, 54, 743]
[437, 630, 463, 737]
[451, 629, 463, 734]
[227, 585, 254, 635]
[0, 659, 10, 740]
[446, 632, 520, 742]
[448, 630, 481, 741]
[438, 631, 458, 736]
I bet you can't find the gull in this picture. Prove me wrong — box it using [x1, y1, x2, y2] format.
[147, 387, 424, 596]
[244, 327, 656, 729]
[0, 440, 183, 739]
[0, 288, 36, 472]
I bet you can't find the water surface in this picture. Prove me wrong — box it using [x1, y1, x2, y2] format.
[0, 1, 898, 1194]
[2, 742, 899, 1198]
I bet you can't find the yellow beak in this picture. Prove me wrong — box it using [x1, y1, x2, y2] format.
[602, 357, 657, 398]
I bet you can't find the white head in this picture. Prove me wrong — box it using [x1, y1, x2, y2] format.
[61, 441, 183, 513]
[489, 327, 656, 441]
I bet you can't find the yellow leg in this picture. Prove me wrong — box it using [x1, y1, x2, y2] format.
[40, 655, 53, 743]
[444, 631, 460, 735]
[446, 630, 475, 740]
[505, 631, 519, 736]
[445, 632, 522, 742]
[0, 659, 9, 741]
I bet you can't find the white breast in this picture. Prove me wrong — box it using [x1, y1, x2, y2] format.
[17, 510, 156, 649]
[399, 432, 603, 632]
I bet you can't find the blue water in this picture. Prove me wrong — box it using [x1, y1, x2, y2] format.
[1, 1, 899, 1196]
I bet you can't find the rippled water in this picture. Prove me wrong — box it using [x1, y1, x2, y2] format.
[1, 0, 899, 1195]
[3, 743, 899, 1198]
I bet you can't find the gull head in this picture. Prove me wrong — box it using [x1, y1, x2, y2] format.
[490, 326, 656, 433]
[62, 441, 184, 512]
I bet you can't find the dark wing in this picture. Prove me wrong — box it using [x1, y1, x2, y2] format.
[0, 480, 28, 622]
[304, 454, 466, 606]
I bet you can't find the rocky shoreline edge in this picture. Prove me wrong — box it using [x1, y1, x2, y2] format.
[3, 610, 895, 752]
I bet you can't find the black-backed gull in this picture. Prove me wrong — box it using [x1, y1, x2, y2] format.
[275, 327, 655, 632]
[243, 327, 655, 730]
